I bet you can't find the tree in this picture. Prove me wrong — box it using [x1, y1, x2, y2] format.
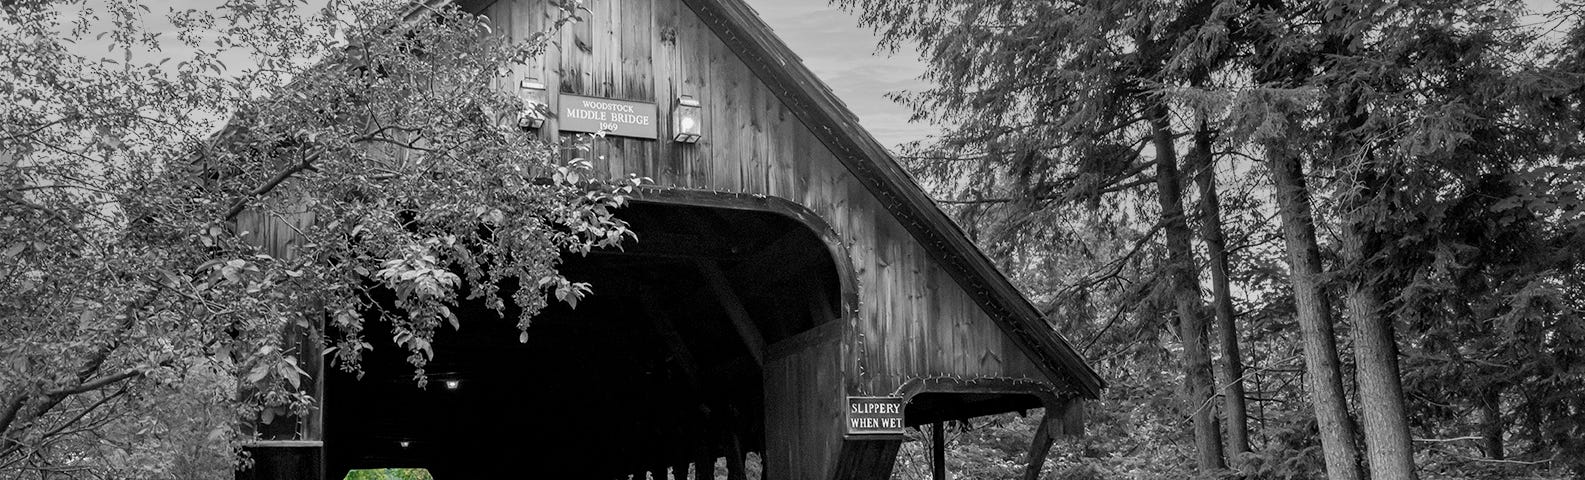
[837, 0, 1244, 474]
[1, 0, 631, 477]
[843, 0, 1585, 479]
[1235, 2, 1367, 478]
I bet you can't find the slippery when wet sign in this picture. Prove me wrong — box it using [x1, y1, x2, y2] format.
[846, 396, 904, 436]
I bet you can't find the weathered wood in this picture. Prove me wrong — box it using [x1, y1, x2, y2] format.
[694, 455, 714, 480]
[766, 318, 839, 360]
[289, 1, 1105, 478]
[933, 422, 947, 480]
[531, 0, 1069, 398]
[1023, 415, 1055, 480]
[763, 321, 844, 480]
[675, 0, 1103, 397]
[725, 431, 746, 480]
[830, 438, 902, 480]
[1060, 399, 1086, 437]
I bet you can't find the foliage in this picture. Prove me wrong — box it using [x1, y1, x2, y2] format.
[1, 0, 635, 477]
[343, 468, 434, 480]
[846, 0, 1585, 478]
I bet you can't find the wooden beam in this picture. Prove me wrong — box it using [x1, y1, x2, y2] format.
[722, 228, 811, 282]
[766, 319, 839, 360]
[725, 430, 747, 480]
[933, 421, 949, 480]
[639, 290, 704, 393]
[1023, 415, 1056, 480]
[831, 438, 903, 479]
[1060, 399, 1085, 437]
[695, 260, 765, 367]
[694, 454, 715, 480]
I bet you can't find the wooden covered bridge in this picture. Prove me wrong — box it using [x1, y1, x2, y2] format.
[239, 0, 1104, 478]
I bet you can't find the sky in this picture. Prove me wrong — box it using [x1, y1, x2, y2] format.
[55, 0, 935, 149]
[57, 0, 1565, 150]
[738, 0, 938, 149]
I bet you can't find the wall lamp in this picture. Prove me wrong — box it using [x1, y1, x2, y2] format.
[672, 95, 702, 143]
[519, 78, 548, 130]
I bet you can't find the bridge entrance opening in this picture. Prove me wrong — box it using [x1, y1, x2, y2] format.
[324, 200, 845, 479]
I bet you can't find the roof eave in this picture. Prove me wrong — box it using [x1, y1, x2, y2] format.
[679, 0, 1105, 398]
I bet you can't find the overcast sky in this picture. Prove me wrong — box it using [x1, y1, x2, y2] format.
[57, 0, 935, 148]
[738, 0, 939, 149]
[60, 0, 1563, 151]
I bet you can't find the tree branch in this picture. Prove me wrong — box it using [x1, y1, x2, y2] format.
[0, 394, 26, 442]
[223, 154, 318, 222]
[44, 369, 144, 398]
[0, 193, 93, 246]
[36, 389, 125, 442]
[1412, 436, 1483, 443]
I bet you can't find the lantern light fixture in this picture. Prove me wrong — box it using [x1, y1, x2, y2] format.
[672, 95, 702, 143]
[444, 379, 461, 390]
[518, 78, 548, 130]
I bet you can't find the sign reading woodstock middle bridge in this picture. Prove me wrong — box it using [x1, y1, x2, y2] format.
[558, 94, 659, 140]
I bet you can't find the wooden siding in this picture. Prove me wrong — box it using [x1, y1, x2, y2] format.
[479, 0, 1047, 397]
[235, 202, 325, 443]
[764, 322, 843, 480]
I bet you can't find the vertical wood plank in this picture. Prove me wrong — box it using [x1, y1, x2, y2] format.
[926, 261, 944, 374]
[682, 9, 710, 188]
[513, 0, 556, 143]
[767, 96, 791, 199]
[707, 33, 738, 191]
[621, 0, 656, 179]
[650, 0, 679, 185]
[538, 0, 564, 138]
[593, 0, 615, 98]
[557, 0, 594, 166]
[589, 0, 616, 178]
[561, 0, 592, 95]
[742, 79, 766, 193]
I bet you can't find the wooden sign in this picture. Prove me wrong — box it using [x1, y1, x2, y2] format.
[846, 396, 904, 436]
[558, 94, 658, 140]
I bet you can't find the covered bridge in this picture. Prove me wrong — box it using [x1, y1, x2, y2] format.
[239, 0, 1104, 478]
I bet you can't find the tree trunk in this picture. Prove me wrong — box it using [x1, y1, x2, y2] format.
[1150, 107, 1226, 474]
[1341, 206, 1419, 480]
[1480, 386, 1504, 460]
[1190, 122, 1251, 460]
[1266, 138, 1365, 480]
[1319, 7, 1419, 475]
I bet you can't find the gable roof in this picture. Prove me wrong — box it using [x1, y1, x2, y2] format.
[676, 0, 1104, 399]
[453, 0, 1105, 398]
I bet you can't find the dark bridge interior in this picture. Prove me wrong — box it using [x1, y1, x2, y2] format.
[324, 201, 843, 479]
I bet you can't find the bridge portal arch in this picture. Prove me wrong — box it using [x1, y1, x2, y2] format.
[323, 191, 855, 480]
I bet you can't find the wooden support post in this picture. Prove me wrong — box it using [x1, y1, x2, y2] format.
[1060, 399, 1085, 437]
[1023, 414, 1056, 480]
[695, 455, 716, 480]
[696, 260, 766, 367]
[933, 422, 947, 480]
[726, 431, 748, 480]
